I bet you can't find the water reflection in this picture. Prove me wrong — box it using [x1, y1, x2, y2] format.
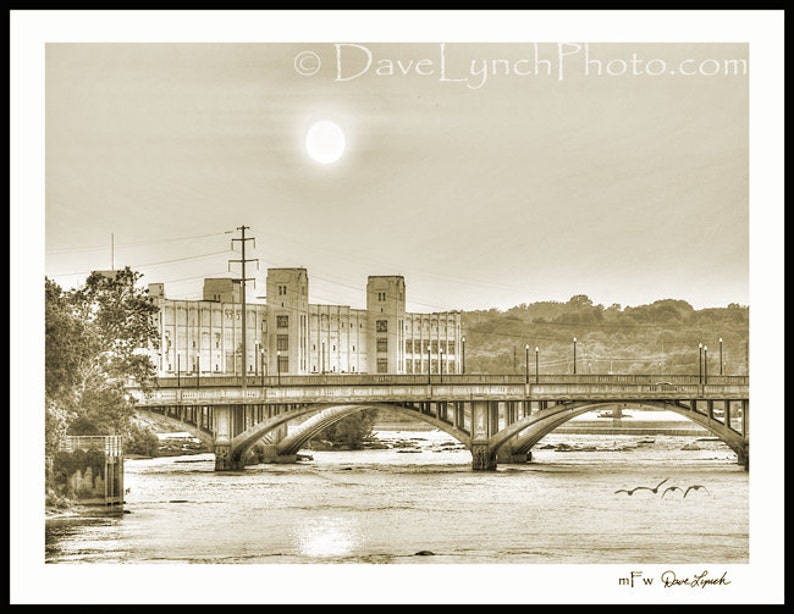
[295, 516, 359, 559]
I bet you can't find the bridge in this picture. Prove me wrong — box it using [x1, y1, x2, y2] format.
[127, 374, 749, 472]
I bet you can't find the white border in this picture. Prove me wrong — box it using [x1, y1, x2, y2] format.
[11, 10, 785, 604]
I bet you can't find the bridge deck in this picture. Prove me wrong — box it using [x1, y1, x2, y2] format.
[130, 375, 748, 407]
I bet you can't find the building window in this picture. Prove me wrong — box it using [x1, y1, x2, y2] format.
[278, 355, 289, 373]
[405, 340, 413, 353]
[352, 345, 355, 352]
[376, 319, 388, 333]
[278, 285, 287, 296]
[277, 315, 289, 328]
[215, 333, 220, 349]
[277, 335, 289, 351]
[377, 358, 388, 373]
[376, 337, 388, 353]
[377, 291, 386, 302]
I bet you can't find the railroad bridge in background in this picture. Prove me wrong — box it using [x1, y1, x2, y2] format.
[127, 374, 749, 472]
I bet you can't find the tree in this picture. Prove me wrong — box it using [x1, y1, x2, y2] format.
[45, 268, 160, 457]
[319, 408, 379, 449]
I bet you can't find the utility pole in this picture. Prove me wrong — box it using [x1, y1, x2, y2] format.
[229, 225, 258, 391]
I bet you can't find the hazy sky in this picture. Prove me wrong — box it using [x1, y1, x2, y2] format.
[44, 40, 749, 313]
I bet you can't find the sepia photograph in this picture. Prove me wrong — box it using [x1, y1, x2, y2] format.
[11, 10, 784, 605]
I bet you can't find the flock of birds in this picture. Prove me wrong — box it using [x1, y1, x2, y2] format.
[614, 478, 711, 498]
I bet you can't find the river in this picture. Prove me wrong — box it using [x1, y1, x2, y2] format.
[42, 428, 751, 602]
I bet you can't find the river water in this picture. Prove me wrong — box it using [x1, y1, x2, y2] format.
[46, 429, 748, 570]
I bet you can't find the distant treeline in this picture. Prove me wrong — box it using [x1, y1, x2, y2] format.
[461, 295, 748, 376]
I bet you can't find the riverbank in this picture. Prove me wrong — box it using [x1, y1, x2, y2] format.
[46, 501, 126, 524]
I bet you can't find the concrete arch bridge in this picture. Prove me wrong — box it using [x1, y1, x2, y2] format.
[128, 374, 749, 472]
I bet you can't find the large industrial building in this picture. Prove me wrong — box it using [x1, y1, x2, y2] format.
[147, 268, 463, 377]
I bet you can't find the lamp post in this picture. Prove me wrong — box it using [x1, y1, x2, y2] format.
[177, 353, 181, 388]
[260, 349, 265, 387]
[524, 344, 530, 384]
[427, 344, 431, 385]
[196, 354, 200, 388]
[572, 337, 578, 374]
[698, 343, 703, 383]
[703, 345, 708, 384]
[277, 350, 281, 386]
[719, 337, 724, 376]
[535, 346, 539, 384]
[461, 335, 466, 375]
[440, 347, 444, 384]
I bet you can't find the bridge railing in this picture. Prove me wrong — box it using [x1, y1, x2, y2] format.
[150, 373, 748, 388]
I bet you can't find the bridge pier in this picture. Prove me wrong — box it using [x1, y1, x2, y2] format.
[497, 446, 532, 465]
[737, 441, 749, 471]
[258, 445, 298, 465]
[214, 444, 229, 470]
[471, 442, 497, 471]
[213, 406, 244, 471]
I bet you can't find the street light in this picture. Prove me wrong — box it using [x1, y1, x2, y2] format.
[719, 337, 724, 376]
[573, 337, 578, 375]
[535, 346, 539, 384]
[427, 344, 431, 385]
[177, 353, 181, 388]
[698, 343, 703, 383]
[703, 345, 708, 384]
[277, 350, 281, 386]
[461, 335, 466, 375]
[260, 348, 265, 387]
[525, 344, 530, 384]
[196, 353, 200, 388]
[440, 347, 444, 384]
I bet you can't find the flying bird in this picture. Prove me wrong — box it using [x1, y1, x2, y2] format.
[614, 478, 669, 496]
[683, 485, 711, 497]
[662, 486, 685, 498]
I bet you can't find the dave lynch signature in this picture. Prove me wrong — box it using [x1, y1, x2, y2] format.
[661, 570, 731, 588]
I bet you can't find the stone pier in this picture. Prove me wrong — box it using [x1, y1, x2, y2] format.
[471, 442, 497, 471]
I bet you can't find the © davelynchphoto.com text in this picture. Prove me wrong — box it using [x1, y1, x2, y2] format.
[294, 43, 749, 89]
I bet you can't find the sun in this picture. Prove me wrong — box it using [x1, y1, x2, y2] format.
[305, 120, 346, 165]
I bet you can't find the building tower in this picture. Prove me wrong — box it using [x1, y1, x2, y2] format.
[366, 276, 406, 374]
[266, 268, 309, 375]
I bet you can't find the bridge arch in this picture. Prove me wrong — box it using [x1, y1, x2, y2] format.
[134, 408, 215, 447]
[491, 401, 746, 461]
[230, 402, 473, 466]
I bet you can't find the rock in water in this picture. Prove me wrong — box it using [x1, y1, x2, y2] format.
[415, 550, 435, 556]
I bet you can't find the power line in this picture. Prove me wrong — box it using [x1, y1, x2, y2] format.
[46, 230, 233, 254]
[47, 249, 232, 279]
